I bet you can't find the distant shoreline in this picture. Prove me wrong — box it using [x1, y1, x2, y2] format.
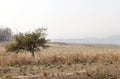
[49, 42, 120, 48]
[51, 39, 120, 45]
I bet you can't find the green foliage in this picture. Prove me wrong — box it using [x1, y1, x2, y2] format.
[5, 28, 48, 57]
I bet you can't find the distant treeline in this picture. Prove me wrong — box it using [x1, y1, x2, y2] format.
[0, 27, 12, 42]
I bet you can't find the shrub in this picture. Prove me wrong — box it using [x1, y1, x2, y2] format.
[5, 28, 48, 57]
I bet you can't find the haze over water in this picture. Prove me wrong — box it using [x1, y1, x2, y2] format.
[0, 0, 120, 42]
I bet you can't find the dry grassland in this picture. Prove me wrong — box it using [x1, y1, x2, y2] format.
[0, 42, 120, 79]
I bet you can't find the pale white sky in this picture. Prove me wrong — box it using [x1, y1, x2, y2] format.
[0, 0, 120, 39]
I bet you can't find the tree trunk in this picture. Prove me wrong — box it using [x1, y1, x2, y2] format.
[31, 50, 35, 57]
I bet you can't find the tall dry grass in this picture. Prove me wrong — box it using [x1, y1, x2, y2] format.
[0, 43, 120, 66]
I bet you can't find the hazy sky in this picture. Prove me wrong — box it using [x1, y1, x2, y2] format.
[0, 0, 120, 39]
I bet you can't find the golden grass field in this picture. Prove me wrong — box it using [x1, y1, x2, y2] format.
[0, 42, 120, 79]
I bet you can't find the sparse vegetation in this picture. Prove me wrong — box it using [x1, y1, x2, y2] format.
[0, 43, 120, 79]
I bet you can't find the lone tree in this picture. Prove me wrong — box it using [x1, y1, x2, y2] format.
[6, 28, 48, 57]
